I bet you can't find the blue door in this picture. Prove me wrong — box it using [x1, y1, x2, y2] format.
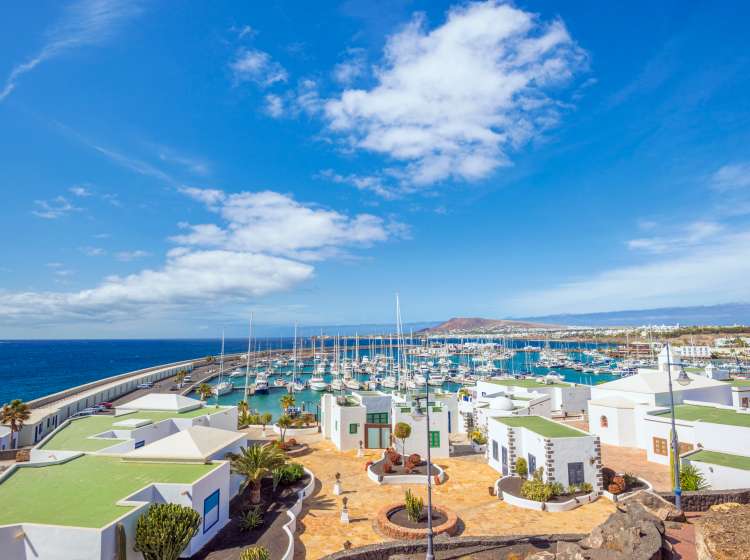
[528, 453, 536, 478]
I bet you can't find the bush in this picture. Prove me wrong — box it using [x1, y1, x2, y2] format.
[680, 464, 709, 491]
[520, 478, 554, 502]
[383, 460, 394, 474]
[579, 482, 593, 493]
[273, 462, 305, 486]
[405, 489, 424, 522]
[611, 475, 626, 493]
[470, 429, 487, 445]
[134, 503, 201, 560]
[549, 482, 564, 497]
[608, 482, 623, 495]
[240, 546, 270, 560]
[515, 457, 528, 478]
[623, 472, 639, 490]
[601, 467, 616, 487]
[239, 506, 264, 531]
[407, 453, 422, 466]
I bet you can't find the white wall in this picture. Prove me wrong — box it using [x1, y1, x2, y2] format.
[391, 406, 450, 459]
[331, 404, 366, 451]
[587, 403, 636, 447]
[686, 459, 750, 490]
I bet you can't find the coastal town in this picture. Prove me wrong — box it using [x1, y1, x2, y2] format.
[1, 324, 749, 559]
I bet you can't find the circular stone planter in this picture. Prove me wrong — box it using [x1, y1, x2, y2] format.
[376, 502, 459, 540]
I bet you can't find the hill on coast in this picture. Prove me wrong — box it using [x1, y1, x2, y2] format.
[420, 317, 559, 334]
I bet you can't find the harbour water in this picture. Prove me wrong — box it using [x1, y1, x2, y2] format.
[0, 338, 616, 417]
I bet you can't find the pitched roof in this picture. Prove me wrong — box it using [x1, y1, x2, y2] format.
[117, 393, 203, 413]
[122, 426, 246, 462]
[592, 370, 728, 395]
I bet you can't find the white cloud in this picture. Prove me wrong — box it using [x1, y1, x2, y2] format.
[711, 162, 750, 192]
[511, 229, 750, 316]
[626, 220, 723, 254]
[319, 169, 400, 200]
[229, 48, 288, 87]
[116, 250, 151, 261]
[324, 1, 585, 190]
[32, 196, 82, 219]
[79, 246, 107, 257]
[178, 186, 226, 207]
[173, 187, 404, 260]
[333, 48, 367, 85]
[1, 0, 140, 101]
[69, 185, 92, 197]
[264, 94, 284, 117]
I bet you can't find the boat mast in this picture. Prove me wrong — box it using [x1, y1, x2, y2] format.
[244, 313, 253, 400]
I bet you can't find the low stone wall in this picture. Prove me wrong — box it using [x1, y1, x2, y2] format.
[321, 534, 587, 560]
[375, 503, 458, 540]
[658, 488, 750, 511]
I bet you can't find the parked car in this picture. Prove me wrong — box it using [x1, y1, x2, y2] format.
[136, 382, 153, 389]
[74, 408, 97, 417]
[97, 402, 113, 409]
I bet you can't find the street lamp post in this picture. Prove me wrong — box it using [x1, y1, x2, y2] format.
[665, 342, 691, 511]
[412, 370, 435, 560]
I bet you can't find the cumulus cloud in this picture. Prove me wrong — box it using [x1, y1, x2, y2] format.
[172, 187, 404, 260]
[1, 0, 141, 101]
[324, 1, 586, 190]
[229, 47, 288, 87]
[3, 188, 402, 325]
[333, 48, 367, 85]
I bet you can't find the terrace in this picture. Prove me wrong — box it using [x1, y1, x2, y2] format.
[39, 407, 227, 452]
[0, 455, 218, 528]
[493, 416, 587, 438]
[652, 404, 750, 428]
[688, 450, 750, 471]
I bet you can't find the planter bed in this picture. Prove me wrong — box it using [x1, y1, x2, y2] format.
[272, 424, 319, 437]
[497, 476, 597, 512]
[368, 456, 446, 485]
[602, 477, 652, 502]
[376, 502, 459, 540]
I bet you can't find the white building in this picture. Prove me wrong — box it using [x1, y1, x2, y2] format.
[475, 377, 591, 418]
[321, 390, 455, 458]
[487, 416, 601, 491]
[0, 426, 11, 451]
[675, 346, 712, 359]
[0, 396, 248, 560]
[682, 449, 750, 490]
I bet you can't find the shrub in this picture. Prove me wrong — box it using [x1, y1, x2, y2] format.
[520, 478, 554, 502]
[394, 423, 411, 455]
[386, 448, 402, 465]
[134, 503, 201, 560]
[515, 457, 528, 478]
[608, 482, 623, 495]
[404, 489, 424, 522]
[579, 482, 593, 493]
[680, 464, 709, 491]
[531, 466, 544, 482]
[273, 462, 305, 486]
[470, 429, 487, 445]
[240, 546, 270, 560]
[288, 437, 298, 447]
[383, 460, 394, 474]
[567, 484, 579, 495]
[611, 475, 626, 493]
[239, 506, 264, 531]
[549, 482, 565, 497]
[623, 473, 639, 490]
[601, 467, 616, 487]
[407, 453, 422, 466]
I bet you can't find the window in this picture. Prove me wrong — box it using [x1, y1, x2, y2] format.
[335, 420, 338, 432]
[528, 453, 537, 476]
[600, 415, 608, 428]
[568, 462, 585, 485]
[366, 412, 388, 424]
[429, 431, 440, 448]
[134, 440, 145, 449]
[349, 423, 358, 434]
[492, 440, 499, 460]
[678, 442, 694, 455]
[203, 489, 220, 533]
[653, 437, 668, 456]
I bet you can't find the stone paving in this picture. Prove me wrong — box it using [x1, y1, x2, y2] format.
[289, 434, 617, 559]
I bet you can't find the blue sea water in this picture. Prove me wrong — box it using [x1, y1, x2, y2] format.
[0, 339, 617, 420]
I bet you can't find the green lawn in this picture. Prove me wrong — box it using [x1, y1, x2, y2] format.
[653, 404, 750, 428]
[727, 379, 750, 388]
[40, 407, 226, 452]
[0, 455, 218, 527]
[492, 416, 587, 438]
[485, 378, 570, 388]
[689, 450, 750, 471]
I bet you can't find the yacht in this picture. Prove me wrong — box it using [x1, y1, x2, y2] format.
[254, 372, 269, 394]
[331, 377, 345, 391]
[380, 376, 398, 389]
[344, 378, 362, 390]
[213, 380, 233, 396]
[229, 368, 244, 378]
[309, 375, 328, 391]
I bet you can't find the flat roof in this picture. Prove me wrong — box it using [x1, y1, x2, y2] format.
[492, 416, 587, 438]
[689, 450, 750, 471]
[0, 455, 218, 528]
[40, 407, 226, 452]
[728, 379, 750, 388]
[485, 378, 570, 388]
[652, 404, 750, 428]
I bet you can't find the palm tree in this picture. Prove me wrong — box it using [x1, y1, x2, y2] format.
[1, 399, 31, 449]
[197, 383, 213, 401]
[237, 400, 249, 417]
[231, 444, 287, 504]
[277, 414, 292, 444]
[279, 393, 295, 412]
[175, 369, 187, 386]
[260, 412, 272, 432]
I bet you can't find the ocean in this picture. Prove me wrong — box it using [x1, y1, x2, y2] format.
[0, 339, 616, 420]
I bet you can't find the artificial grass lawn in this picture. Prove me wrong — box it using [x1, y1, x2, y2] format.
[690, 450, 750, 471]
[485, 378, 570, 388]
[728, 379, 750, 387]
[654, 404, 750, 428]
[493, 416, 586, 438]
[41, 407, 224, 452]
[0, 455, 218, 527]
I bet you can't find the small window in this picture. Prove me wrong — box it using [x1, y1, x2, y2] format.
[653, 437, 668, 456]
[349, 423, 358, 434]
[492, 440, 499, 460]
[366, 412, 388, 424]
[429, 431, 440, 448]
[600, 415, 608, 428]
[203, 489, 220, 533]
[678, 442, 694, 455]
[334, 420, 338, 432]
[134, 440, 146, 449]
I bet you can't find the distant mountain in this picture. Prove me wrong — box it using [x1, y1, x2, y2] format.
[420, 317, 559, 334]
[517, 303, 750, 327]
[251, 321, 441, 337]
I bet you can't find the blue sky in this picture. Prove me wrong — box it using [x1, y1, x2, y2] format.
[2, 0, 750, 337]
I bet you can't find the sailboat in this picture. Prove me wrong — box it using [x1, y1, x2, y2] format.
[309, 335, 328, 391]
[213, 331, 233, 397]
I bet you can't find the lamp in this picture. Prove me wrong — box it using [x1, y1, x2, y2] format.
[676, 370, 692, 387]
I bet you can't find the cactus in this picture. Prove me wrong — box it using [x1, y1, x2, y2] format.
[240, 546, 270, 560]
[115, 523, 126, 560]
[134, 503, 201, 560]
[404, 489, 424, 522]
